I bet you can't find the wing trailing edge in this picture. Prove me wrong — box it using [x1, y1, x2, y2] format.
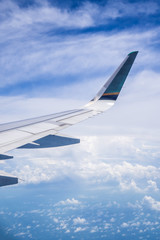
[0, 154, 13, 160]
[0, 172, 18, 187]
[19, 134, 80, 149]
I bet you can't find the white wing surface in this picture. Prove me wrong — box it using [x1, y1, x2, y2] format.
[0, 51, 138, 186]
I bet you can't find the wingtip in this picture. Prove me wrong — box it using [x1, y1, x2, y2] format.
[128, 51, 139, 56]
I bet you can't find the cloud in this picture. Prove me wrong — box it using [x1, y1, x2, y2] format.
[105, 1, 159, 18]
[74, 226, 87, 232]
[90, 226, 99, 233]
[121, 222, 129, 228]
[143, 196, 160, 211]
[0, 0, 158, 32]
[73, 217, 86, 225]
[131, 222, 140, 227]
[14, 232, 26, 237]
[104, 223, 111, 229]
[1, 133, 159, 194]
[55, 198, 80, 206]
[147, 180, 159, 192]
[0, 0, 94, 30]
[0, 0, 159, 96]
[110, 217, 115, 223]
[120, 180, 142, 192]
[53, 218, 59, 223]
[0, 29, 159, 91]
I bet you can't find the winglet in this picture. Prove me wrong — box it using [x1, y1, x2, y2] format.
[92, 51, 138, 102]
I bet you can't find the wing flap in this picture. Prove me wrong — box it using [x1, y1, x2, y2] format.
[19, 134, 80, 149]
[0, 173, 18, 187]
[0, 154, 13, 160]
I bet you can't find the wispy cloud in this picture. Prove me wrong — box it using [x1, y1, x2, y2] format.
[0, 28, 160, 95]
[0, 0, 159, 95]
[0, 0, 158, 32]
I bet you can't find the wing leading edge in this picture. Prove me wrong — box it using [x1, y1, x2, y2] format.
[0, 51, 138, 187]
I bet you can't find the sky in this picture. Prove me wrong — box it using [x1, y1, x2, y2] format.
[0, 0, 160, 239]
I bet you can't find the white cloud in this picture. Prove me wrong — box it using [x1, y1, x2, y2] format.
[110, 217, 115, 222]
[0, 29, 159, 91]
[147, 180, 159, 192]
[90, 226, 99, 233]
[0, 0, 157, 33]
[0, 0, 94, 30]
[131, 222, 140, 227]
[143, 221, 152, 226]
[60, 222, 67, 229]
[55, 198, 80, 206]
[121, 222, 129, 228]
[0, 0, 159, 94]
[73, 217, 86, 225]
[128, 201, 142, 209]
[143, 196, 160, 211]
[53, 218, 59, 223]
[14, 232, 26, 237]
[104, 223, 111, 229]
[120, 180, 144, 192]
[74, 226, 86, 232]
[1, 132, 159, 193]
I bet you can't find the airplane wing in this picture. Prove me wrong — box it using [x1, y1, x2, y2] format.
[0, 51, 138, 186]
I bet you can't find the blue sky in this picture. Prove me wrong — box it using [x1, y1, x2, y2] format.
[0, 0, 160, 97]
[0, 0, 160, 239]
